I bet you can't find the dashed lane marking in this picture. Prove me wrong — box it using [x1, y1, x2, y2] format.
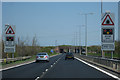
[39, 54, 64, 79]
[51, 65, 53, 67]
[45, 69, 48, 72]
[35, 77, 40, 80]
[0, 54, 61, 71]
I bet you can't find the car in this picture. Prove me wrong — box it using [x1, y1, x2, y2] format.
[65, 52, 74, 60]
[81, 51, 86, 55]
[82, 51, 86, 54]
[36, 52, 49, 62]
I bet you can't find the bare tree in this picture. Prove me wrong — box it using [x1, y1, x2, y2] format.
[32, 35, 37, 46]
[0, 39, 2, 58]
[31, 35, 38, 55]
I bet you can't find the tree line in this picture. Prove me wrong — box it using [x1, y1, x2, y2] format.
[2, 35, 40, 58]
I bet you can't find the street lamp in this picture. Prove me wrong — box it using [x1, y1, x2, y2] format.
[74, 32, 78, 53]
[80, 12, 94, 56]
[77, 25, 85, 55]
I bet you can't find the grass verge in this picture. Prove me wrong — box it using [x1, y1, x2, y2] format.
[87, 53, 119, 59]
[1, 52, 60, 69]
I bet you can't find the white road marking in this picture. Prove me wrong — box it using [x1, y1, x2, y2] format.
[51, 65, 53, 67]
[45, 69, 48, 72]
[0, 60, 35, 71]
[75, 57, 120, 80]
[0, 54, 61, 71]
[35, 77, 40, 80]
[39, 54, 63, 79]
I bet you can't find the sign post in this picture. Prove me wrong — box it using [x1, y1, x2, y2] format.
[4, 24, 16, 58]
[101, 11, 115, 59]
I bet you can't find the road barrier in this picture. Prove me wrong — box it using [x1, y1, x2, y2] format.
[76, 55, 120, 73]
[0, 56, 31, 64]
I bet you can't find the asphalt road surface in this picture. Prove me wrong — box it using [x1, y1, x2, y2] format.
[1, 54, 117, 80]
[2, 54, 62, 79]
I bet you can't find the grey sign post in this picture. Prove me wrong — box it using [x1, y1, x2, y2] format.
[118, 2, 120, 59]
[4, 24, 16, 58]
[101, 12, 115, 58]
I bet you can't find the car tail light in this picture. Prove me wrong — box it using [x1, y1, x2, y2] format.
[45, 56, 48, 58]
[36, 56, 38, 58]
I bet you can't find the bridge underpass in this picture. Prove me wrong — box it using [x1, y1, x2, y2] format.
[57, 46, 81, 53]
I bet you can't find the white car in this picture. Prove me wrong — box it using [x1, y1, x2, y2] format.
[36, 52, 49, 62]
[82, 51, 86, 54]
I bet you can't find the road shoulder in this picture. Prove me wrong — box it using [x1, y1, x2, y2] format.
[74, 54, 120, 79]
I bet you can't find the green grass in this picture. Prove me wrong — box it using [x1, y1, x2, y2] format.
[87, 53, 119, 59]
[105, 53, 119, 59]
[49, 52, 60, 56]
[1, 53, 60, 67]
[88, 53, 101, 57]
[1, 55, 36, 66]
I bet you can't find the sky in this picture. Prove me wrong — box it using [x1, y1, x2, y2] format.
[2, 2, 118, 46]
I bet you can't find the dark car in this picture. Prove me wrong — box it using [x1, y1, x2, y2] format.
[65, 52, 74, 60]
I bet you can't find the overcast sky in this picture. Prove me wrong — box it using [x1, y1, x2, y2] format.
[2, 2, 118, 46]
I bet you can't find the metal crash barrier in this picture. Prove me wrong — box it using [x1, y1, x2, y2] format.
[0, 56, 31, 64]
[78, 55, 120, 73]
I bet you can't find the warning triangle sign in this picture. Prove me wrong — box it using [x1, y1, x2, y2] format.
[6, 26, 15, 34]
[102, 14, 114, 26]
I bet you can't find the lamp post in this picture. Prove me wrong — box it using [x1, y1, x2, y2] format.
[101, 0, 103, 14]
[80, 13, 94, 56]
[75, 32, 77, 53]
[77, 25, 85, 55]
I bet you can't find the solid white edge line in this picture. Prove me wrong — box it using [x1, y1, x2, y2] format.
[75, 57, 120, 80]
[0, 60, 35, 71]
[0, 54, 60, 71]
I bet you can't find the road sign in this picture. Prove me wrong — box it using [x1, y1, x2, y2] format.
[101, 12, 114, 27]
[4, 25, 16, 53]
[4, 47, 15, 53]
[6, 26, 15, 34]
[51, 49, 54, 53]
[101, 28, 114, 43]
[102, 43, 115, 51]
[102, 14, 114, 26]
[101, 12, 115, 51]
[5, 36, 15, 47]
[5, 24, 9, 31]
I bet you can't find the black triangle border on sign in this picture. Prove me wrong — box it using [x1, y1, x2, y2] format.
[6, 26, 15, 34]
[102, 14, 114, 26]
